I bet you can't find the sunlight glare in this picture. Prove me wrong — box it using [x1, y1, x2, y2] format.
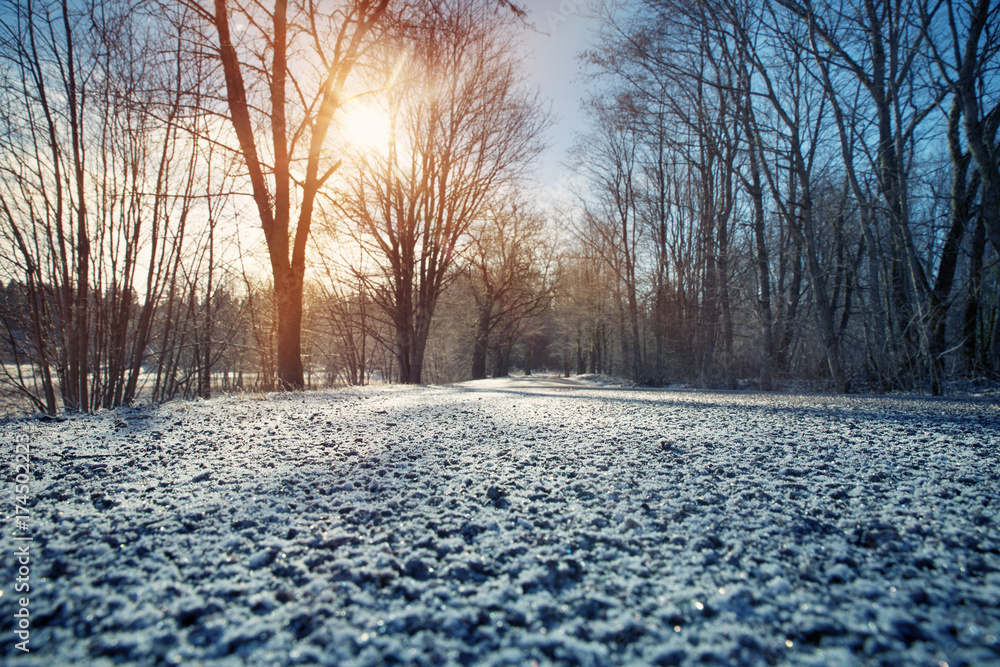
[339, 101, 392, 156]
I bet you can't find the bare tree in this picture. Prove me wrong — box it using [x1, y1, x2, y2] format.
[338, 0, 546, 383]
[178, 0, 391, 389]
[466, 201, 555, 379]
[922, 0, 1000, 376]
[0, 0, 95, 410]
[923, 0, 1000, 250]
[0, 0, 216, 411]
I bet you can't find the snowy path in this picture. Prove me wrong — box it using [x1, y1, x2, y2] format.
[2, 378, 999, 666]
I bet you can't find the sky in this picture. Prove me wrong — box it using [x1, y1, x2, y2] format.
[517, 1, 603, 205]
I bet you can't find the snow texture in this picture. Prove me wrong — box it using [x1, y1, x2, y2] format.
[2, 376, 999, 666]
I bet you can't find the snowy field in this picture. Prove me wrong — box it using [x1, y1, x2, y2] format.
[1, 376, 999, 666]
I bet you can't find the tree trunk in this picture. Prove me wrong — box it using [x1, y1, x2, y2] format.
[28, 276, 57, 413]
[409, 309, 433, 385]
[576, 328, 585, 376]
[956, 0, 1000, 251]
[626, 280, 642, 382]
[963, 216, 987, 369]
[471, 308, 491, 380]
[928, 100, 978, 393]
[200, 222, 215, 399]
[275, 271, 305, 389]
[717, 203, 736, 390]
[799, 215, 849, 392]
[493, 341, 512, 377]
[750, 167, 774, 390]
[63, 0, 89, 411]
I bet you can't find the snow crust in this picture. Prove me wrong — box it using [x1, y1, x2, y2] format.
[2, 376, 998, 665]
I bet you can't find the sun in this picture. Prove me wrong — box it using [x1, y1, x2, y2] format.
[338, 100, 392, 155]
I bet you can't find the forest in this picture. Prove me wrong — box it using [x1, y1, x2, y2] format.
[1, 0, 999, 414]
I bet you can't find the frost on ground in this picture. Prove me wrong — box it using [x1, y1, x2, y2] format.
[1, 377, 999, 666]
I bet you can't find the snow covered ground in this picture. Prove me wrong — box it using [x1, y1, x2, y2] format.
[2, 376, 998, 666]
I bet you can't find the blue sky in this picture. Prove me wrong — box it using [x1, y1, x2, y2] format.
[518, 1, 602, 196]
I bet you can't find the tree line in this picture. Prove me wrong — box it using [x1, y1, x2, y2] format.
[1, 0, 997, 414]
[0, 0, 551, 413]
[565, 0, 1000, 393]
